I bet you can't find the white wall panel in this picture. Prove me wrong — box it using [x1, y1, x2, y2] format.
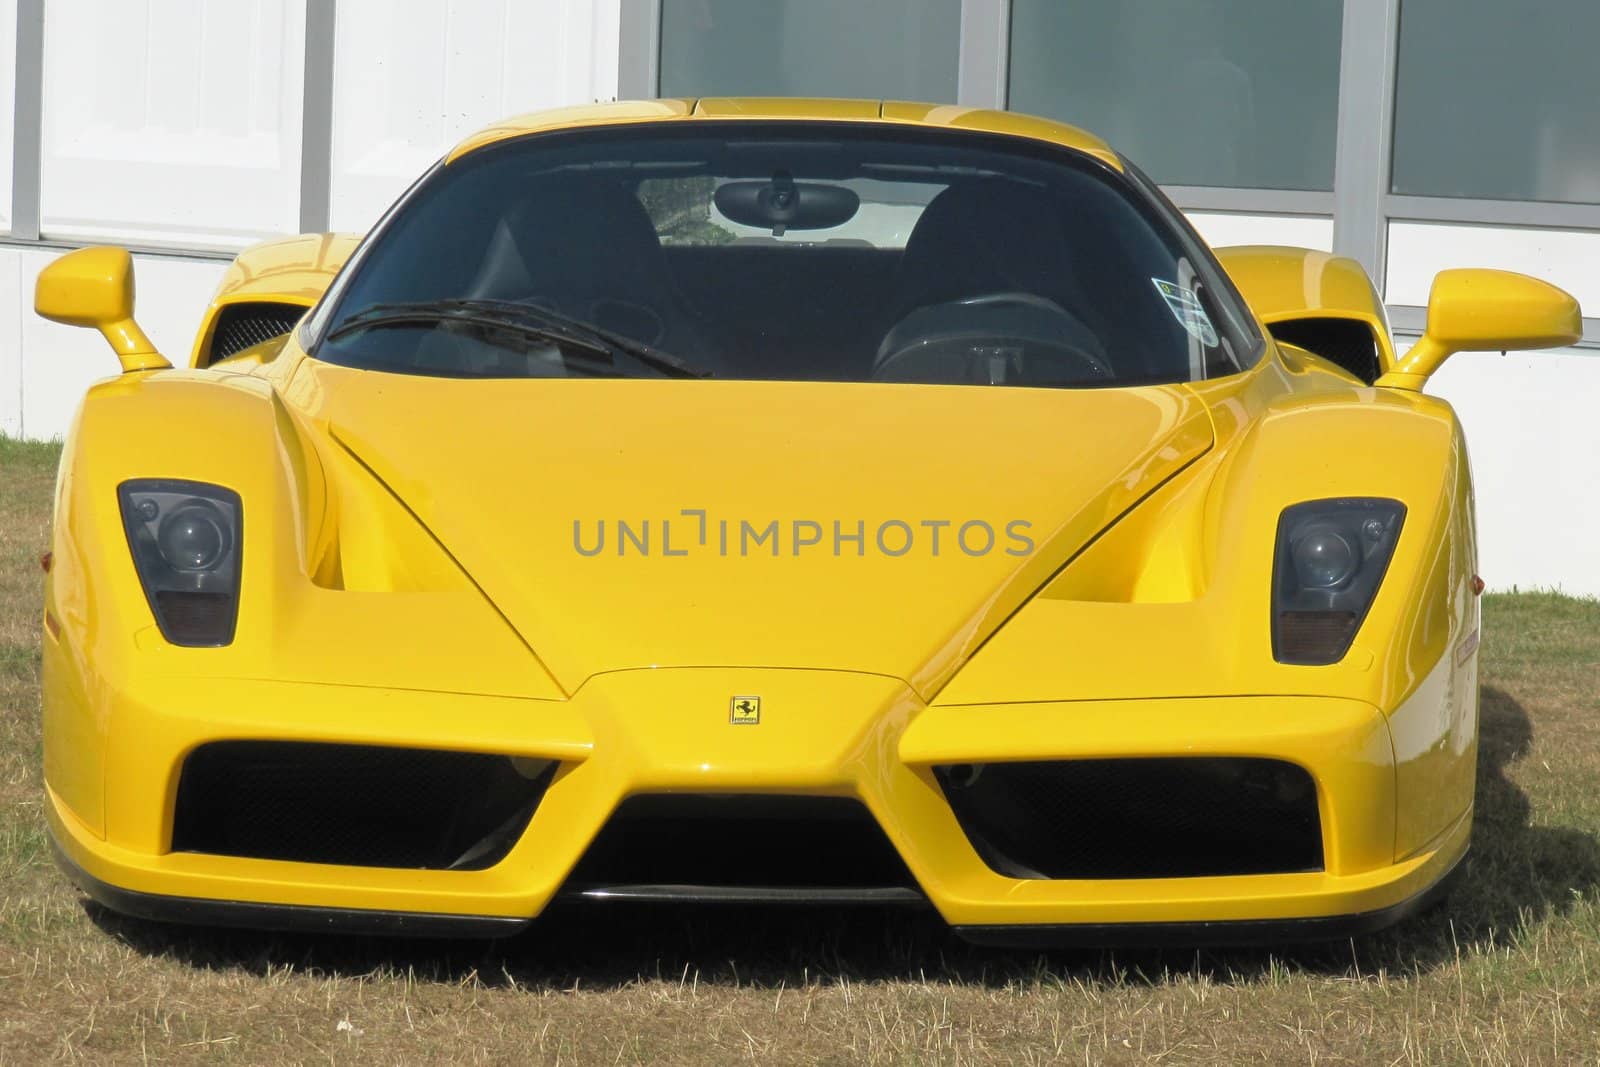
[1386, 221, 1600, 310]
[0, 248, 22, 435]
[1426, 345, 1600, 598]
[328, 0, 621, 235]
[38, 0, 306, 249]
[1184, 212, 1335, 252]
[0, 0, 17, 233]
[18, 249, 227, 440]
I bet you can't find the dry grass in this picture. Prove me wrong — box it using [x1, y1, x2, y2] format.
[2, 436, 1598, 1064]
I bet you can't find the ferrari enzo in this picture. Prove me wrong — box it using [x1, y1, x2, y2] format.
[36, 100, 1582, 945]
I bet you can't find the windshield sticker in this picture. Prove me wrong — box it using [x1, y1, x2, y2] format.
[1152, 279, 1219, 346]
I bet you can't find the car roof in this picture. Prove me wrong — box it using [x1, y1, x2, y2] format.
[446, 98, 1122, 170]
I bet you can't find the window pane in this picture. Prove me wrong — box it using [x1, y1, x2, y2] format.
[1392, 0, 1600, 203]
[1007, 0, 1343, 191]
[658, 0, 960, 102]
[330, 0, 617, 234]
[0, 0, 15, 233]
[39, 0, 305, 248]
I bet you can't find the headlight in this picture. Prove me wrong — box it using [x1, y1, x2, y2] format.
[1272, 498, 1404, 665]
[117, 479, 243, 647]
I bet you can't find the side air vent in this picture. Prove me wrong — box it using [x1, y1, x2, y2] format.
[936, 758, 1322, 880]
[1269, 317, 1382, 384]
[207, 301, 308, 363]
[563, 794, 924, 903]
[172, 741, 555, 870]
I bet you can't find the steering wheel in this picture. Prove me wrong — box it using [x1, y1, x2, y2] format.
[954, 291, 1074, 317]
[873, 291, 1115, 383]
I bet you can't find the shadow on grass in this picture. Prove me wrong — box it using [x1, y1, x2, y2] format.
[85, 685, 1600, 989]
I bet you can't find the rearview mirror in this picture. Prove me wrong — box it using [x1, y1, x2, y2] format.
[34, 246, 171, 372]
[1377, 268, 1580, 390]
[713, 176, 860, 235]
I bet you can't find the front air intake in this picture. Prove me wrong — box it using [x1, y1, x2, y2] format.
[562, 794, 924, 903]
[172, 741, 555, 870]
[206, 301, 307, 362]
[936, 758, 1322, 880]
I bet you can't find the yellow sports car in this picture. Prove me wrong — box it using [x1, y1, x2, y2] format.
[37, 100, 1582, 945]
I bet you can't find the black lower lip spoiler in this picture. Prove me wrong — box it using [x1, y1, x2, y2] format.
[564, 884, 930, 906]
[53, 837, 1463, 947]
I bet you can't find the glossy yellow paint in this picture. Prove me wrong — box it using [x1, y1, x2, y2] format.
[47, 669, 1467, 926]
[1215, 245, 1399, 373]
[35, 101, 1582, 936]
[313, 367, 1212, 699]
[942, 363, 1472, 714]
[34, 246, 169, 372]
[448, 97, 1121, 169]
[189, 232, 360, 368]
[36, 339, 1475, 928]
[1378, 268, 1584, 390]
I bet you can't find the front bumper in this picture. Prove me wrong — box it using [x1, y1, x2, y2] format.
[45, 667, 1471, 943]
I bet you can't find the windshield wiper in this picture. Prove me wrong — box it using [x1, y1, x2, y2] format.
[324, 299, 713, 379]
[325, 303, 615, 365]
[453, 298, 714, 379]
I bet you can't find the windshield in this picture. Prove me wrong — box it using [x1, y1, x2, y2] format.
[312, 123, 1260, 387]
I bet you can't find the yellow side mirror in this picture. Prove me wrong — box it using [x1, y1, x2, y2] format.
[1377, 268, 1581, 390]
[34, 246, 171, 373]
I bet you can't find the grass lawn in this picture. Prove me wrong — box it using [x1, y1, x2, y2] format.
[2, 436, 1598, 1064]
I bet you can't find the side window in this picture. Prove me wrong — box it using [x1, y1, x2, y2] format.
[1121, 160, 1265, 373]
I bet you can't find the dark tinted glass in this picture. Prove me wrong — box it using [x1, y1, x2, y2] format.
[658, 0, 960, 103]
[317, 124, 1259, 387]
[1008, 0, 1343, 191]
[1393, 0, 1600, 203]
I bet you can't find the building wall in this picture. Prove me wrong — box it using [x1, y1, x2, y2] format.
[0, 248, 227, 439]
[3, 2, 1598, 596]
[326, 0, 620, 235]
[1426, 348, 1600, 597]
[2, 0, 621, 436]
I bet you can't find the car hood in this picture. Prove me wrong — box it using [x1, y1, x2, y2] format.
[313, 369, 1213, 698]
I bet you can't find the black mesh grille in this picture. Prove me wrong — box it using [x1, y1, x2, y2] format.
[1269, 317, 1382, 384]
[172, 742, 555, 870]
[208, 301, 306, 362]
[565, 795, 920, 892]
[152, 590, 236, 646]
[936, 758, 1322, 880]
[1276, 610, 1361, 664]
